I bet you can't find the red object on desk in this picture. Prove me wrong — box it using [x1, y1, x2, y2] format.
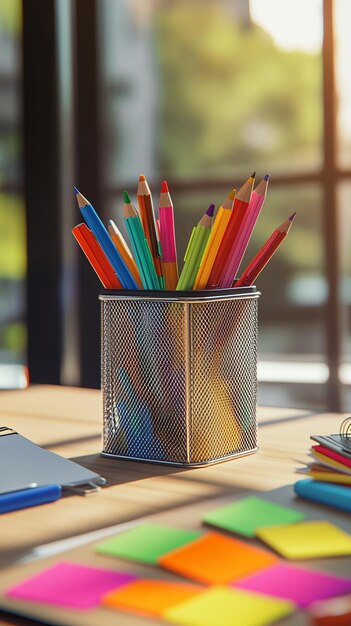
[309, 595, 351, 625]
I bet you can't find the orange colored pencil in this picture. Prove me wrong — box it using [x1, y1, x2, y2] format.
[206, 173, 255, 288]
[137, 174, 163, 288]
[193, 187, 235, 290]
[235, 213, 296, 287]
[108, 219, 142, 288]
[72, 223, 122, 289]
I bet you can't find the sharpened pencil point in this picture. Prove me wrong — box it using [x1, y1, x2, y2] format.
[228, 188, 236, 200]
[251, 172, 256, 178]
[139, 174, 146, 182]
[206, 203, 215, 217]
[263, 174, 270, 181]
[289, 212, 297, 220]
[74, 187, 79, 194]
[161, 180, 168, 193]
[123, 191, 131, 204]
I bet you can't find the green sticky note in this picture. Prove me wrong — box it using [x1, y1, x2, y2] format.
[202, 496, 305, 538]
[96, 523, 202, 565]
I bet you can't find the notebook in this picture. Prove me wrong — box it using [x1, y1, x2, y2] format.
[0, 427, 105, 495]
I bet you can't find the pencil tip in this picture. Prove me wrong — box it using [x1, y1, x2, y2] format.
[228, 188, 236, 200]
[289, 212, 297, 221]
[161, 180, 168, 193]
[251, 172, 256, 179]
[74, 187, 79, 194]
[139, 174, 146, 182]
[263, 174, 270, 181]
[206, 203, 215, 217]
[123, 191, 131, 204]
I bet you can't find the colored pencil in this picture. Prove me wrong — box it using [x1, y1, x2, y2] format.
[123, 191, 160, 290]
[220, 174, 270, 287]
[206, 173, 255, 288]
[137, 174, 164, 288]
[235, 212, 296, 287]
[72, 223, 122, 289]
[108, 219, 142, 288]
[193, 188, 236, 290]
[158, 180, 178, 290]
[176, 204, 215, 291]
[75, 188, 138, 290]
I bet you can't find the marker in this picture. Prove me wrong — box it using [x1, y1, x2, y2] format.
[0, 484, 61, 514]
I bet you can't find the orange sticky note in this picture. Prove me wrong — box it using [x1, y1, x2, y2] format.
[102, 579, 203, 617]
[158, 532, 278, 585]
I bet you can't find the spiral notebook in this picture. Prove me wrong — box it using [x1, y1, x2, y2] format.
[0, 427, 106, 495]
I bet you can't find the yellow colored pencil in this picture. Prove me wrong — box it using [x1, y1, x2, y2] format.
[193, 188, 236, 290]
[108, 219, 142, 288]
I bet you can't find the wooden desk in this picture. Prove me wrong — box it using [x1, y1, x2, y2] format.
[0, 385, 348, 626]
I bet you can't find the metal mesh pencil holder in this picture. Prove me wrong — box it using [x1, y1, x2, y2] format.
[100, 287, 260, 466]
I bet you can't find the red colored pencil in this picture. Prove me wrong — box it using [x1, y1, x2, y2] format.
[72, 223, 122, 289]
[235, 213, 296, 287]
[206, 173, 255, 288]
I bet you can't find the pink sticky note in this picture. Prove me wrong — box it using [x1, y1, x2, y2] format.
[234, 562, 351, 609]
[6, 561, 137, 610]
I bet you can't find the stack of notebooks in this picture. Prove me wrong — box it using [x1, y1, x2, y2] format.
[294, 433, 351, 513]
[298, 434, 351, 486]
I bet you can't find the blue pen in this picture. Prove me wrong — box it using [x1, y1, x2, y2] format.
[0, 484, 62, 514]
[74, 188, 138, 290]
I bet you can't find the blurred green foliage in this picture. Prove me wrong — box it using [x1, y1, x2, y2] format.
[156, 3, 322, 178]
[0, 0, 21, 34]
[2, 322, 26, 352]
[0, 194, 26, 279]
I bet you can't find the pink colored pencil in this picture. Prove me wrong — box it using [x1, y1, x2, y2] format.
[158, 180, 178, 289]
[220, 175, 269, 288]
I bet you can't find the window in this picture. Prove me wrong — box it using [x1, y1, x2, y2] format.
[98, 0, 333, 409]
[18, 0, 351, 409]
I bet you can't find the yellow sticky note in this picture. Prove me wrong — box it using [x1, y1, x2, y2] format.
[256, 521, 351, 559]
[164, 586, 295, 626]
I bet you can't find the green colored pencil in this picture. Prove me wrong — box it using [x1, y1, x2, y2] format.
[123, 192, 160, 290]
[176, 204, 215, 291]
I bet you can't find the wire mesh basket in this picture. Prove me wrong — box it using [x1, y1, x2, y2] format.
[100, 287, 260, 466]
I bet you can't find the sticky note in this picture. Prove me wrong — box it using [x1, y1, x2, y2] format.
[164, 586, 295, 626]
[202, 496, 305, 538]
[102, 579, 203, 617]
[158, 532, 278, 584]
[6, 561, 136, 609]
[234, 562, 351, 608]
[96, 523, 201, 565]
[256, 520, 351, 559]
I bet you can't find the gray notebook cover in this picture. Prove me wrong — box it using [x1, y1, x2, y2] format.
[0, 427, 106, 494]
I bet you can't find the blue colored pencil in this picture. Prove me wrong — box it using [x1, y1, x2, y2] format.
[74, 188, 138, 290]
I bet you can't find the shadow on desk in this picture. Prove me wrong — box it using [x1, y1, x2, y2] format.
[71, 453, 189, 487]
